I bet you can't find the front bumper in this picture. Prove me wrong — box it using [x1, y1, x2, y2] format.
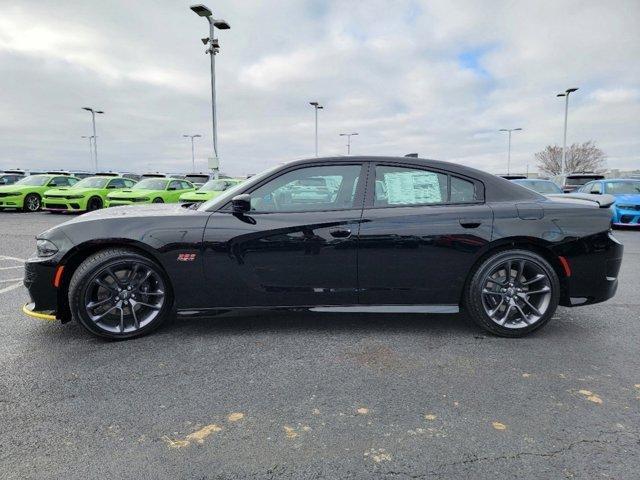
[107, 199, 149, 207]
[0, 195, 24, 208]
[613, 207, 640, 226]
[23, 256, 59, 317]
[43, 197, 87, 212]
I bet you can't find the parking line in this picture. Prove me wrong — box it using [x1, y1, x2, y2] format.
[0, 278, 23, 283]
[0, 256, 26, 262]
[0, 282, 22, 294]
[0, 266, 24, 270]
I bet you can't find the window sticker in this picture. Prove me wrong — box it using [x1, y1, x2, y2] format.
[383, 171, 443, 204]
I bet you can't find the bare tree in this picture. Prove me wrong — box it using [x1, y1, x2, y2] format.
[535, 141, 607, 176]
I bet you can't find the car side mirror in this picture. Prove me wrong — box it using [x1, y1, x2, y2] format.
[168, 187, 177, 191]
[231, 194, 251, 213]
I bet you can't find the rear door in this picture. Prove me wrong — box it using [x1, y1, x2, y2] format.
[357, 162, 493, 307]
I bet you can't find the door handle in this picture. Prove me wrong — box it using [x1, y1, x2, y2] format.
[329, 228, 352, 238]
[459, 218, 482, 229]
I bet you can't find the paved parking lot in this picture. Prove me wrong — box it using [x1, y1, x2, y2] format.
[1, 212, 639, 479]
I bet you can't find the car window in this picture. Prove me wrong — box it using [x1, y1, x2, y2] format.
[249, 164, 362, 212]
[605, 181, 640, 194]
[180, 181, 192, 190]
[50, 176, 71, 187]
[451, 176, 476, 202]
[590, 182, 602, 194]
[107, 178, 126, 189]
[374, 165, 448, 206]
[123, 179, 136, 188]
[168, 180, 182, 190]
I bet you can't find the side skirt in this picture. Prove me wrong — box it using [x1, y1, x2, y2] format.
[176, 304, 459, 317]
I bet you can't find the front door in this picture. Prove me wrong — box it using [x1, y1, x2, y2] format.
[357, 162, 493, 307]
[201, 163, 366, 308]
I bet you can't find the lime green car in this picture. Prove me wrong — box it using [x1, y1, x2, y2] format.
[179, 178, 244, 203]
[106, 178, 196, 206]
[43, 176, 137, 212]
[0, 174, 79, 212]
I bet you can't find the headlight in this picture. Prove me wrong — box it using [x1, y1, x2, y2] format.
[36, 239, 59, 257]
[3, 191, 23, 196]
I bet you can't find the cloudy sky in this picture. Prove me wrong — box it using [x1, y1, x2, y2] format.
[0, 0, 638, 176]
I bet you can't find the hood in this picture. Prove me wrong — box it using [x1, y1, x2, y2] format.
[0, 184, 34, 192]
[62, 203, 199, 223]
[45, 187, 92, 195]
[108, 189, 155, 198]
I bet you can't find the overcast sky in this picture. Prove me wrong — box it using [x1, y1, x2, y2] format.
[0, 0, 638, 176]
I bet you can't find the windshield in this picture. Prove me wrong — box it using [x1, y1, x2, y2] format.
[198, 165, 282, 211]
[566, 176, 603, 185]
[15, 175, 51, 186]
[199, 180, 233, 192]
[605, 181, 640, 195]
[133, 179, 168, 190]
[73, 177, 109, 189]
[184, 175, 209, 184]
[513, 180, 562, 194]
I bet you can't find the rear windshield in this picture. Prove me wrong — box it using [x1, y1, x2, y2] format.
[184, 175, 209, 183]
[566, 176, 604, 185]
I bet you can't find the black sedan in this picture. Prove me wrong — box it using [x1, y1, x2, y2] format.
[23, 156, 623, 339]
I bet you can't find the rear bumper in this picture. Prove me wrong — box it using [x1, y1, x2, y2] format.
[558, 231, 623, 307]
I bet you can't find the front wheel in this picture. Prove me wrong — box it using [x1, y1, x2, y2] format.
[152, 197, 164, 203]
[68, 248, 172, 339]
[23, 193, 41, 212]
[87, 196, 103, 211]
[464, 249, 560, 337]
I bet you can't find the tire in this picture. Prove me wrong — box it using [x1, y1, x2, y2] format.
[23, 193, 41, 212]
[152, 197, 164, 203]
[464, 249, 560, 337]
[68, 248, 173, 339]
[87, 196, 103, 211]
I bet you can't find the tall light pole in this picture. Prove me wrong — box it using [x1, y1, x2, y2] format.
[556, 87, 579, 177]
[339, 132, 358, 155]
[498, 128, 522, 175]
[82, 107, 104, 171]
[183, 134, 202, 172]
[190, 4, 230, 173]
[81, 135, 95, 170]
[309, 102, 323, 156]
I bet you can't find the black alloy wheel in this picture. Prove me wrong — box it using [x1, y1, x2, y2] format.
[87, 196, 103, 211]
[69, 248, 172, 339]
[465, 249, 560, 337]
[152, 197, 164, 203]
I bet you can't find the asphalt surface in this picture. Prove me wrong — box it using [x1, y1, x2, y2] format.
[1, 211, 639, 479]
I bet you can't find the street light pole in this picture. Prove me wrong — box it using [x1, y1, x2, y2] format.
[339, 132, 358, 155]
[499, 128, 522, 175]
[556, 87, 579, 177]
[183, 134, 202, 172]
[82, 107, 104, 171]
[309, 102, 323, 156]
[190, 4, 230, 173]
[81, 135, 95, 170]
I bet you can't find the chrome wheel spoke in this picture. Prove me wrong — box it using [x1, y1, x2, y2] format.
[514, 303, 530, 325]
[131, 299, 161, 310]
[527, 286, 551, 295]
[118, 307, 125, 333]
[105, 267, 123, 288]
[131, 304, 140, 329]
[95, 278, 118, 293]
[483, 289, 503, 297]
[91, 303, 119, 321]
[522, 297, 542, 316]
[521, 274, 544, 286]
[86, 297, 113, 310]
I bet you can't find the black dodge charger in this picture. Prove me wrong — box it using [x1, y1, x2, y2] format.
[23, 156, 623, 339]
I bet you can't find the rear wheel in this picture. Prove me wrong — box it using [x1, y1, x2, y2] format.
[464, 249, 560, 337]
[23, 193, 41, 212]
[68, 248, 172, 339]
[152, 197, 164, 203]
[87, 196, 103, 211]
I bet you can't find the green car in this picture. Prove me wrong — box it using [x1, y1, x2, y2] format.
[43, 176, 137, 212]
[179, 178, 244, 203]
[106, 178, 196, 206]
[0, 174, 79, 212]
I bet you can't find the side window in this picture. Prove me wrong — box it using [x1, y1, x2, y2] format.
[249, 164, 362, 212]
[108, 178, 125, 189]
[374, 165, 448, 207]
[181, 181, 192, 190]
[450, 176, 476, 203]
[168, 180, 182, 190]
[50, 176, 68, 187]
[68, 177, 79, 186]
[590, 182, 602, 194]
[124, 179, 135, 188]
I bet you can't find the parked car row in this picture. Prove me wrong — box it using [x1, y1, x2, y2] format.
[506, 175, 640, 228]
[0, 171, 245, 213]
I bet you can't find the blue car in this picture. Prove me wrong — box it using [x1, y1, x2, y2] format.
[577, 179, 640, 227]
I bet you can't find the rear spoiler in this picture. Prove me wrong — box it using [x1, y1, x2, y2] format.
[547, 193, 615, 208]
